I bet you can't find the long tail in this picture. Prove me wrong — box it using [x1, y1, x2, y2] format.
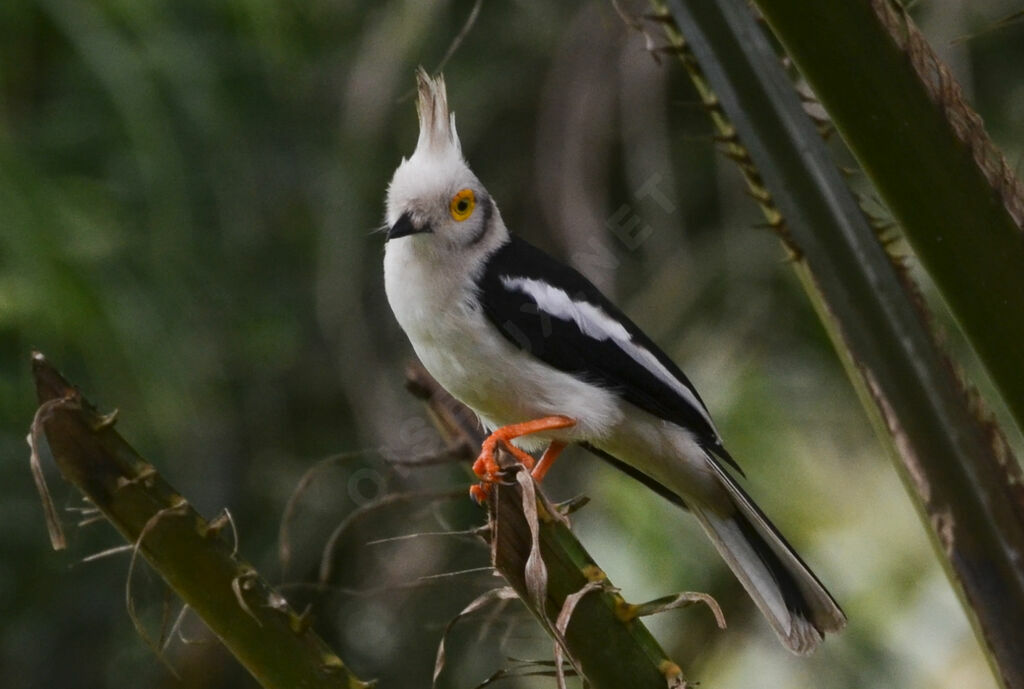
[691, 458, 847, 654]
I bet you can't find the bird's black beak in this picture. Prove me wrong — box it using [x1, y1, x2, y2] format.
[387, 212, 432, 241]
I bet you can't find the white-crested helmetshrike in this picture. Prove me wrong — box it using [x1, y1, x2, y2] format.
[382, 69, 845, 654]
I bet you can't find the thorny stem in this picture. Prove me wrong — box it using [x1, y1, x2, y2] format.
[648, 1, 1024, 686]
[409, 365, 722, 689]
[29, 352, 372, 689]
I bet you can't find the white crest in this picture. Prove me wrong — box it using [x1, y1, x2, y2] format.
[414, 67, 462, 160]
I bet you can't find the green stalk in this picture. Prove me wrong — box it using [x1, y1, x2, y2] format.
[652, 1, 1024, 686]
[488, 472, 685, 688]
[31, 353, 371, 689]
[407, 367, 705, 689]
[751, 0, 1024, 433]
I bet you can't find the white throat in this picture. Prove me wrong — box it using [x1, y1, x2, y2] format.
[383, 216, 508, 342]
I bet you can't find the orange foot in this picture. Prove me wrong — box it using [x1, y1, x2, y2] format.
[470, 415, 575, 504]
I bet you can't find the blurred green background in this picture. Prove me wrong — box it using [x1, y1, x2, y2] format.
[2, 1, 1022, 687]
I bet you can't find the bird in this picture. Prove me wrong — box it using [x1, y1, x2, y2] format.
[382, 68, 846, 654]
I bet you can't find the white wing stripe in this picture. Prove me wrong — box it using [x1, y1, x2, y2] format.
[501, 276, 716, 431]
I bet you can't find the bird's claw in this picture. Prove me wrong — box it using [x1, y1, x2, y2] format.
[470, 439, 501, 505]
[472, 452, 500, 482]
[470, 434, 537, 505]
[469, 483, 490, 504]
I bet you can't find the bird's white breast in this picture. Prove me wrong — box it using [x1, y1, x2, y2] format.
[384, 240, 622, 449]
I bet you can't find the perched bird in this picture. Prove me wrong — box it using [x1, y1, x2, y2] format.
[383, 68, 846, 654]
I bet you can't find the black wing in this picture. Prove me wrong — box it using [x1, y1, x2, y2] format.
[477, 235, 740, 473]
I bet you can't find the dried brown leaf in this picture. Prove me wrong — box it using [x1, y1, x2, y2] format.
[278, 450, 373, 577]
[631, 591, 726, 630]
[317, 488, 464, 585]
[516, 469, 548, 609]
[432, 587, 519, 688]
[553, 581, 604, 689]
[27, 396, 79, 550]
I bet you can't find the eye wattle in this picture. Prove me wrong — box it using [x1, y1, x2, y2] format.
[449, 189, 476, 221]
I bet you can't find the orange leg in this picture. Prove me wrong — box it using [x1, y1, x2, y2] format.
[470, 415, 576, 503]
[531, 440, 567, 482]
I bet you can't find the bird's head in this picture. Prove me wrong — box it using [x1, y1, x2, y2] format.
[384, 69, 503, 255]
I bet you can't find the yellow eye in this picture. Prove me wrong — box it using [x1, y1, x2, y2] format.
[449, 188, 475, 221]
